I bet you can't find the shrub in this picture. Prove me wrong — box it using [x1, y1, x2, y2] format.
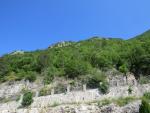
[43, 75, 54, 85]
[21, 91, 33, 107]
[16, 71, 26, 81]
[39, 87, 51, 96]
[98, 81, 109, 94]
[0, 59, 9, 81]
[98, 99, 111, 107]
[143, 92, 150, 100]
[25, 71, 36, 82]
[42, 67, 61, 85]
[54, 83, 66, 94]
[64, 60, 92, 78]
[87, 69, 107, 89]
[115, 97, 135, 107]
[139, 76, 150, 84]
[139, 99, 150, 113]
[5, 71, 18, 82]
[128, 86, 133, 94]
[119, 64, 128, 74]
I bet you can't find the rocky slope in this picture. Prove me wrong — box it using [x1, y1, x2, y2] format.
[0, 71, 149, 113]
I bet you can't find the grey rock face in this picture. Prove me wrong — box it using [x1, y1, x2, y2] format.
[0, 71, 149, 113]
[14, 101, 141, 113]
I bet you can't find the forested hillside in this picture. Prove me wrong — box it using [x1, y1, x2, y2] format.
[0, 30, 150, 84]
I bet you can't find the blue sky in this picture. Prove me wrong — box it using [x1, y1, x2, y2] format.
[0, 0, 150, 55]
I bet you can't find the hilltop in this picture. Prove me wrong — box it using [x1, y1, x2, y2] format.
[0, 30, 150, 113]
[0, 30, 150, 84]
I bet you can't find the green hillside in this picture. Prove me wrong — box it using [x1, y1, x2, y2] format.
[0, 31, 150, 84]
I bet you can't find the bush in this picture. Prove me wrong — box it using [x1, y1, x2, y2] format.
[54, 83, 66, 94]
[39, 87, 51, 96]
[87, 69, 107, 88]
[128, 86, 133, 94]
[5, 71, 18, 82]
[42, 67, 63, 85]
[0, 59, 9, 81]
[25, 71, 36, 82]
[98, 81, 109, 94]
[64, 59, 92, 78]
[21, 91, 33, 107]
[43, 75, 54, 85]
[139, 99, 150, 113]
[98, 99, 111, 107]
[119, 64, 128, 74]
[143, 92, 150, 100]
[115, 97, 135, 107]
[139, 76, 150, 84]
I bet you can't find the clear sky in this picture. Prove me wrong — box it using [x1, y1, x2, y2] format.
[0, 0, 150, 55]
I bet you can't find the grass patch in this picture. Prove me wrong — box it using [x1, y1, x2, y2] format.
[113, 97, 137, 107]
[97, 96, 138, 107]
[97, 99, 111, 107]
[46, 96, 139, 108]
[139, 92, 150, 113]
[143, 92, 150, 100]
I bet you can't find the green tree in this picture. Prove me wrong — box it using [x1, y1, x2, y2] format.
[43, 66, 64, 84]
[91, 52, 112, 69]
[64, 59, 92, 78]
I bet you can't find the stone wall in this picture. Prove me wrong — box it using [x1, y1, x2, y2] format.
[0, 70, 137, 99]
[31, 83, 150, 108]
[0, 81, 42, 99]
[0, 83, 150, 113]
[108, 72, 137, 87]
[0, 82, 24, 99]
[0, 71, 149, 113]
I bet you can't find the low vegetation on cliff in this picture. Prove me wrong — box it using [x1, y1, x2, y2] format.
[139, 92, 150, 113]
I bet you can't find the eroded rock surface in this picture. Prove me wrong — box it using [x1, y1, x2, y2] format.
[0, 72, 149, 113]
[9, 100, 140, 113]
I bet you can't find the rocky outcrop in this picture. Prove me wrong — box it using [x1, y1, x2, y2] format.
[0, 71, 149, 113]
[49, 41, 74, 48]
[100, 101, 140, 113]
[0, 81, 42, 99]
[0, 83, 149, 113]
[108, 70, 137, 87]
[4, 100, 140, 113]
[31, 83, 150, 108]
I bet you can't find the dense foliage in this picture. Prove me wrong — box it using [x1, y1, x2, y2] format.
[139, 99, 150, 113]
[139, 92, 150, 113]
[22, 91, 33, 107]
[98, 81, 109, 94]
[0, 30, 150, 83]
